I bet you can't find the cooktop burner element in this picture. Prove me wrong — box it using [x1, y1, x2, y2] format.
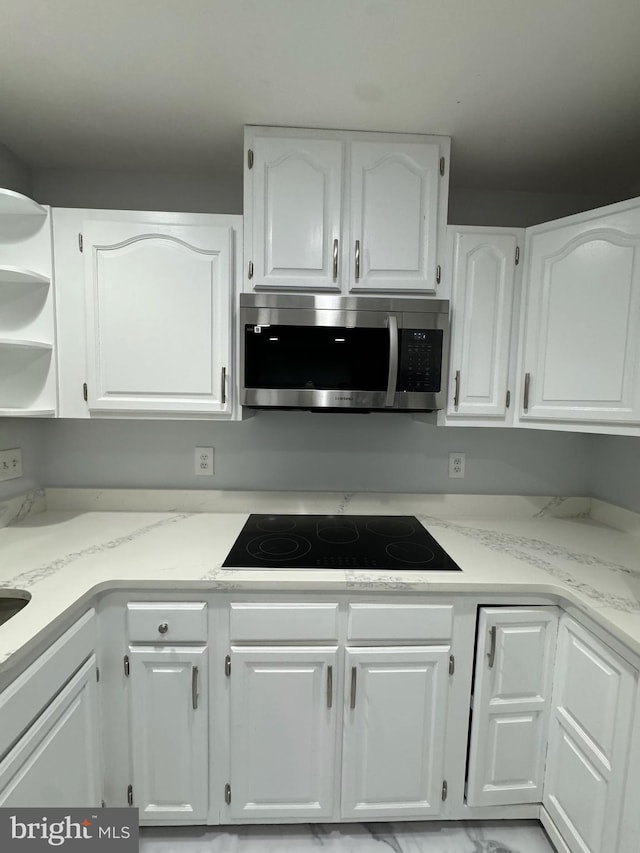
[222, 515, 462, 571]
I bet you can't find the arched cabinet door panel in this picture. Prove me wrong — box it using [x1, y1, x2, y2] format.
[519, 201, 640, 424]
[84, 220, 232, 415]
[247, 136, 344, 291]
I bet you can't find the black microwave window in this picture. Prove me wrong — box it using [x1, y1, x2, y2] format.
[244, 325, 390, 391]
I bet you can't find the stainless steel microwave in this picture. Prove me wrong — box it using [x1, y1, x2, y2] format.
[240, 293, 450, 412]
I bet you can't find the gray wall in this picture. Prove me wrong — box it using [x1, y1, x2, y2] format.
[0, 143, 32, 196]
[592, 434, 640, 513]
[0, 421, 43, 500]
[30, 166, 621, 227]
[40, 417, 594, 497]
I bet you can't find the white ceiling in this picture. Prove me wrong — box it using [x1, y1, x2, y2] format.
[2, 0, 640, 194]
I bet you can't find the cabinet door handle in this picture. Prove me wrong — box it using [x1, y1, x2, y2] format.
[355, 240, 360, 281]
[523, 372, 531, 412]
[350, 666, 357, 709]
[332, 239, 339, 281]
[192, 665, 199, 709]
[487, 626, 497, 668]
[221, 366, 227, 405]
[327, 665, 333, 709]
[453, 370, 460, 407]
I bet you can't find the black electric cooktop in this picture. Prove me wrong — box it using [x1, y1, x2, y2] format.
[222, 515, 462, 571]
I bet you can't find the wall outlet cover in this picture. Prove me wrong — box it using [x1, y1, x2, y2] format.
[195, 446, 214, 476]
[0, 448, 23, 482]
[448, 452, 465, 479]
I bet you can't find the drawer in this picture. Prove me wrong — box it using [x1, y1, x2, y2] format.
[347, 603, 454, 642]
[127, 602, 207, 643]
[230, 603, 339, 642]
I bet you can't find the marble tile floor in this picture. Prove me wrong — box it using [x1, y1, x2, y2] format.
[139, 821, 557, 853]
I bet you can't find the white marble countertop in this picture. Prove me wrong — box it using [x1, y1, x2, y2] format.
[1, 489, 639, 677]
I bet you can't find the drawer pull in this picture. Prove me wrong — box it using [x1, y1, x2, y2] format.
[158, 622, 169, 635]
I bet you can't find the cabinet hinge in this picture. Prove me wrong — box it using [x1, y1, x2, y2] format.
[124, 655, 130, 677]
[82, 382, 88, 402]
[441, 780, 448, 801]
[439, 156, 445, 177]
[506, 389, 511, 409]
[436, 264, 441, 285]
[127, 784, 133, 807]
[248, 260, 254, 280]
[248, 149, 254, 169]
[448, 655, 455, 676]
[101, 799, 106, 809]
[464, 780, 468, 800]
[224, 654, 231, 676]
[96, 666, 100, 682]
[515, 245, 520, 265]
[78, 233, 83, 253]
[225, 783, 231, 805]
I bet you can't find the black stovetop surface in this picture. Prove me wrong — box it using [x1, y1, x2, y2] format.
[222, 515, 462, 571]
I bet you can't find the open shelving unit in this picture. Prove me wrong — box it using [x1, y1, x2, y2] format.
[0, 188, 57, 417]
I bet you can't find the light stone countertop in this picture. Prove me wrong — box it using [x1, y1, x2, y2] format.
[0, 488, 639, 678]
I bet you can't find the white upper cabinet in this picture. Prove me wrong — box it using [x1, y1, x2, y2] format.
[0, 188, 57, 417]
[246, 135, 344, 291]
[53, 209, 242, 418]
[348, 141, 442, 292]
[244, 126, 450, 296]
[516, 198, 640, 426]
[444, 227, 522, 424]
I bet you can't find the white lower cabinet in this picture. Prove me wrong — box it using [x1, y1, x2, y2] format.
[0, 656, 102, 806]
[543, 616, 636, 853]
[128, 647, 208, 822]
[341, 646, 450, 819]
[228, 646, 338, 820]
[466, 607, 558, 807]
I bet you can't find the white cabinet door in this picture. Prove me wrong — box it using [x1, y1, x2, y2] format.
[341, 646, 450, 819]
[229, 646, 338, 820]
[519, 200, 640, 424]
[348, 141, 442, 293]
[84, 220, 232, 414]
[466, 607, 558, 807]
[0, 656, 101, 807]
[446, 228, 521, 421]
[128, 647, 208, 822]
[543, 616, 636, 853]
[246, 134, 344, 291]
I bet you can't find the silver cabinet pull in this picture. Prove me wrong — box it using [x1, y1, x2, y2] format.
[221, 366, 227, 405]
[523, 372, 531, 411]
[158, 622, 169, 635]
[192, 665, 199, 710]
[332, 239, 339, 281]
[454, 370, 460, 407]
[350, 666, 357, 709]
[327, 665, 333, 709]
[355, 240, 360, 281]
[487, 626, 497, 668]
[384, 314, 399, 407]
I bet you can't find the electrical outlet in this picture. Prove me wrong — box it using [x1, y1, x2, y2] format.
[0, 448, 23, 482]
[448, 452, 465, 479]
[195, 446, 214, 476]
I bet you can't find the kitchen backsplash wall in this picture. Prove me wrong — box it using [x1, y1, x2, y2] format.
[592, 434, 640, 513]
[40, 416, 594, 496]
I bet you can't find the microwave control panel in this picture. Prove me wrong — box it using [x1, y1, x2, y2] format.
[397, 329, 443, 392]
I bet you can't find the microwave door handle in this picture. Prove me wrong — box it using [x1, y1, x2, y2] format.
[385, 314, 399, 406]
